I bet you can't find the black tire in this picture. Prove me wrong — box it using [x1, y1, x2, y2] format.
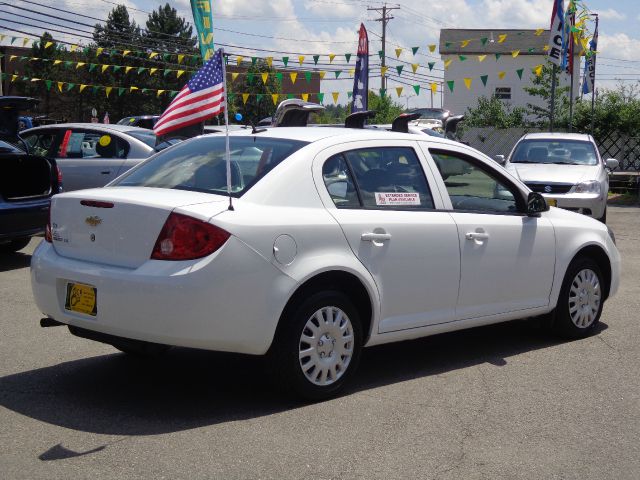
[553, 257, 605, 339]
[270, 291, 363, 401]
[597, 207, 607, 224]
[111, 339, 172, 357]
[0, 237, 31, 254]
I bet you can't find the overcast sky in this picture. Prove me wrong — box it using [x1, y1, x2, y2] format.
[3, 0, 639, 108]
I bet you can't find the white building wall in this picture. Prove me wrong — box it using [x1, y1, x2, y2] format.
[442, 54, 581, 116]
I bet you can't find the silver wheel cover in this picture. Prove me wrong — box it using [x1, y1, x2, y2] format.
[298, 306, 354, 386]
[568, 268, 601, 329]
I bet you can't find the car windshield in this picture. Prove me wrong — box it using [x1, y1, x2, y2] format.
[511, 139, 598, 166]
[114, 135, 309, 197]
[125, 129, 157, 148]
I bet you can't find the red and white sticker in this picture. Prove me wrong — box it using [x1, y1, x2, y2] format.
[375, 192, 421, 206]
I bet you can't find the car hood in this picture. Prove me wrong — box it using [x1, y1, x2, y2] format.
[507, 163, 600, 185]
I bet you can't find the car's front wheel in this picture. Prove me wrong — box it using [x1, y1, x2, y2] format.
[272, 291, 363, 400]
[554, 257, 604, 339]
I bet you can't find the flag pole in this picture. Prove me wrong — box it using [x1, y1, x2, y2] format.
[220, 48, 233, 211]
[590, 14, 599, 136]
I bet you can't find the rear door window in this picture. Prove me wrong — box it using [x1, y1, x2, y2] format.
[21, 130, 60, 157]
[322, 147, 434, 210]
[58, 130, 129, 159]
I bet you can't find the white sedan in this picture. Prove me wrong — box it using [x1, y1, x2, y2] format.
[31, 127, 620, 399]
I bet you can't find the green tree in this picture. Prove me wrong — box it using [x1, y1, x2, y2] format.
[523, 64, 570, 128]
[143, 3, 197, 53]
[573, 84, 640, 140]
[228, 61, 282, 125]
[368, 91, 404, 124]
[462, 95, 527, 129]
[93, 4, 140, 49]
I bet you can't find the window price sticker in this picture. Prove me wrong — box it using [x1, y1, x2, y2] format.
[375, 192, 421, 206]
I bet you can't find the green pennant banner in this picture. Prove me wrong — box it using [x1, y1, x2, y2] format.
[113, 65, 122, 73]
[378, 50, 383, 60]
[64, 61, 73, 68]
[396, 65, 403, 75]
[516, 68, 524, 79]
[19, 56, 27, 62]
[10, 37, 16, 45]
[459, 55, 467, 61]
[66, 83, 75, 91]
[379, 88, 386, 98]
[118, 87, 125, 96]
[445, 42, 452, 48]
[317, 92, 324, 103]
[412, 46, 419, 55]
[480, 75, 488, 86]
[256, 93, 264, 102]
[313, 55, 320, 65]
[282, 56, 289, 66]
[428, 62, 435, 71]
[89, 63, 97, 72]
[251, 57, 257, 66]
[275, 72, 283, 82]
[142, 88, 149, 94]
[287, 93, 294, 99]
[163, 69, 171, 76]
[347, 91, 353, 98]
[413, 85, 420, 95]
[334, 71, 341, 79]
[92, 86, 99, 95]
[45, 79, 52, 91]
[137, 67, 146, 74]
[304, 71, 312, 83]
[480, 37, 488, 46]
[345, 53, 351, 63]
[228, 93, 235, 102]
[170, 91, 178, 98]
[446, 80, 455, 92]
[247, 72, 255, 84]
[495, 53, 502, 60]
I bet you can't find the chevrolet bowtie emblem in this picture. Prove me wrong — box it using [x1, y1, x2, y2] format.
[85, 215, 102, 227]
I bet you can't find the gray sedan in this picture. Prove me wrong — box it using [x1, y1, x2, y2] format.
[21, 123, 156, 191]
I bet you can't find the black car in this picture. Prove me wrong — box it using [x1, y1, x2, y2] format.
[116, 115, 160, 129]
[0, 97, 62, 253]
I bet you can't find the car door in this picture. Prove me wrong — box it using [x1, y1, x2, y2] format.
[314, 142, 460, 333]
[422, 145, 556, 320]
[55, 129, 129, 191]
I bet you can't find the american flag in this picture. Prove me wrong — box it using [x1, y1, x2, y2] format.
[153, 48, 226, 136]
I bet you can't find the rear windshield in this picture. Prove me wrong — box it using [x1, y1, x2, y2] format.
[125, 129, 157, 148]
[114, 135, 308, 196]
[511, 139, 598, 166]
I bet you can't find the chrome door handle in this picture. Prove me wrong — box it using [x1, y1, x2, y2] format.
[465, 232, 489, 240]
[361, 232, 392, 242]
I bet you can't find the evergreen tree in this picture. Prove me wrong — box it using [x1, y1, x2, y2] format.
[20, 33, 65, 116]
[93, 4, 140, 49]
[143, 3, 197, 53]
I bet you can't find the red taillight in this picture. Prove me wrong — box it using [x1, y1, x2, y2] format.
[56, 165, 63, 185]
[151, 212, 230, 261]
[45, 207, 52, 243]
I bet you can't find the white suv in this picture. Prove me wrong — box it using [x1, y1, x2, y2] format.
[501, 133, 618, 223]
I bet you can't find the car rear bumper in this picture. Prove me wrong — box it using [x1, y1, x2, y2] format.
[542, 192, 606, 219]
[30, 237, 297, 355]
[0, 198, 50, 240]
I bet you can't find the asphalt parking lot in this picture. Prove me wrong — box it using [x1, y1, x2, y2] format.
[1, 205, 639, 480]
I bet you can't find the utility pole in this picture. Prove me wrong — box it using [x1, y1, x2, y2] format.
[368, 4, 399, 92]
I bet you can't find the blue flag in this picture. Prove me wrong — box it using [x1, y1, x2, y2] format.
[582, 23, 598, 94]
[351, 24, 369, 113]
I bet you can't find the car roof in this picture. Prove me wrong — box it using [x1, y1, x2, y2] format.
[207, 126, 462, 148]
[23, 123, 153, 134]
[521, 132, 592, 141]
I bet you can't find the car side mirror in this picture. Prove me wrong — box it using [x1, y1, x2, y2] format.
[605, 158, 619, 170]
[494, 154, 506, 165]
[527, 192, 549, 216]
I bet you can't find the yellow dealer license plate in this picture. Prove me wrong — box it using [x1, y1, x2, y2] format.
[547, 199, 557, 207]
[65, 282, 97, 316]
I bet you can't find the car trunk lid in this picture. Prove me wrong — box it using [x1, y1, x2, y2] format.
[50, 187, 229, 268]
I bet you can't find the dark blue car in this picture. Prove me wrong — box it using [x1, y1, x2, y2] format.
[0, 97, 62, 254]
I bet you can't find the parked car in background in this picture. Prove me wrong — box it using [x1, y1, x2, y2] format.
[498, 133, 618, 223]
[116, 115, 160, 129]
[32, 127, 619, 399]
[0, 97, 62, 253]
[21, 124, 156, 191]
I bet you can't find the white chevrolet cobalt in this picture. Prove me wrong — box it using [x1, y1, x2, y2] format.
[31, 127, 620, 399]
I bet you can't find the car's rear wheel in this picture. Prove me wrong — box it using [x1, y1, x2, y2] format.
[272, 291, 363, 400]
[554, 257, 604, 339]
[0, 237, 31, 254]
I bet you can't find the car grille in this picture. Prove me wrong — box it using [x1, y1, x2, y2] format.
[525, 183, 573, 194]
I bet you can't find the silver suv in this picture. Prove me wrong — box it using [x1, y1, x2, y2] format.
[499, 133, 618, 223]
